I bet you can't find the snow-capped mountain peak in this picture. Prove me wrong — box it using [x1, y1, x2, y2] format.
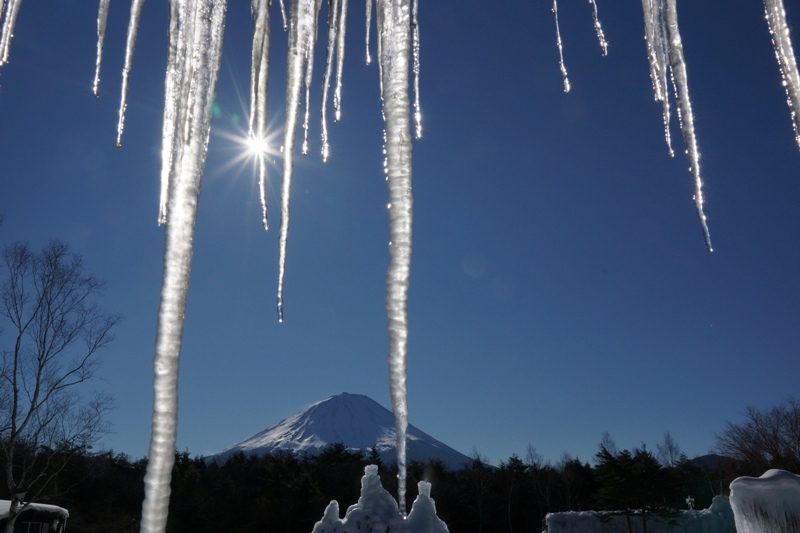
[209, 393, 471, 470]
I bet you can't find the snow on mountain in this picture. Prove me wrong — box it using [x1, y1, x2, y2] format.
[209, 393, 472, 470]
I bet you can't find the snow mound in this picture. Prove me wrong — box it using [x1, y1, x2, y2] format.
[311, 465, 449, 533]
[545, 496, 734, 533]
[730, 468, 800, 533]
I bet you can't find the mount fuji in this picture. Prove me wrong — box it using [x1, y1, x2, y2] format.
[209, 392, 472, 470]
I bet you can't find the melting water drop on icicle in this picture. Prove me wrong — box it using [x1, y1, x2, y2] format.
[117, 0, 146, 147]
[141, 3, 227, 533]
[93, 0, 111, 96]
[764, 0, 800, 150]
[552, 0, 571, 93]
[588, 0, 608, 56]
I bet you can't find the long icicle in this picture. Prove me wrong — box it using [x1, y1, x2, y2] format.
[664, 0, 712, 252]
[92, 0, 111, 95]
[321, 0, 342, 162]
[277, 0, 320, 322]
[552, 0, 571, 93]
[641, 0, 674, 156]
[411, 0, 421, 138]
[764, 0, 800, 150]
[251, 0, 271, 229]
[333, 0, 348, 122]
[588, 0, 608, 56]
[365, 0, 372, 64]
[117, 0, 146, 147]
[377, 0, 413, 514]
[158, 0, 182, 226]
[301, 0, 322, 155]
[140, 1, 227, 532]
[0, 0, 22, 65]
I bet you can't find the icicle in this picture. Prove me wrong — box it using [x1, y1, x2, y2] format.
[377, 0, 413, 514]
[251, 0, 271, 229]
[365, 0, 372, 64]
[321, 0, 342, 162]
[92, 0, 111, 95]
[0, 0, 23, 66]
[588, 0, 608, 57]
[278, 0, 288, 30]
[641, 0, 674, 156]
[158, 0, 181, 226]
[552, 0, 571, 93]
[300, 0, 322, 155]
[277, 0, 321, 322]
[764, 0, 800, 150]
[411, 0, 421, 138]
[116, 0, 146, 147]
[334, 0, 348, 122]
[140, 2, 227, 533]
[664, 0, 712, 251]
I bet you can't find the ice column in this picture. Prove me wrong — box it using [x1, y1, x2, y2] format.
[140, 2, 227, 532]
[251, 0, 271, 229]
[764, 0, 800, 150]
[92, 0, 111, 95]
[730, 469, 800, 532]
[641, 0, 712, 252]
[377, 0, 413, 513]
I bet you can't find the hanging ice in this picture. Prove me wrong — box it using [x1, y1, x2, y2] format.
[552, 0, 571, 93]
[321, 0, 347, 162]
[116, 0, 146, 147]
[0, 0, 22, 65]
[377, 0, 414, 513]
[588, 0, 608, 56]
[276, 0, 321, 323]
[642, 0, 713, 252]
[764, 0, 800, 150]
[139, 2, 227, 533]
[250, 0, 271, 229]
[93, 0, 111, 95]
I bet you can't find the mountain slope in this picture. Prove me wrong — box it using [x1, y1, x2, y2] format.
[209, 392, 472, 470]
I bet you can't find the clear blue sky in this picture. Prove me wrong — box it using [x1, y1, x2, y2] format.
[1, 1, 798, 467]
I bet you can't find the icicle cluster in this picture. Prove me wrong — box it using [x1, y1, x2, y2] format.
[641, 0, 713, 252]
[764, 0, 800, 151]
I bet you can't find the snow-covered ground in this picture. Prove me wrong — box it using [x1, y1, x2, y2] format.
[730, 469, 800, 532]
[544, 496, 735, 533]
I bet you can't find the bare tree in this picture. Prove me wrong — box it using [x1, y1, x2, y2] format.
[0, 240, 119, 532]
[714, 397, 800, 475]
[656, 431, 683, 468]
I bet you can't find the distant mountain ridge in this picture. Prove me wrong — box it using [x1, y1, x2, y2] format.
[209, 392, 472, 470]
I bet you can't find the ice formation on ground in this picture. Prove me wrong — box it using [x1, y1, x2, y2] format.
[545, 495, 735, 533]
[311, 465, 449, 533]
[730, 469, 800, 533]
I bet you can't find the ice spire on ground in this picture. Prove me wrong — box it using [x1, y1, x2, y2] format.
[250, 0, 271, 229]
[588, 0, 608, 56]
[276, 0, 322, 322]
[139, 2, 227, 533]
[93, 0, 111, 95]
[0, 0, 22, 66]
[377, 0, 413, 513]
[116, 0, 146, 147]
[641, 0, 712, 252]
[764, 0, 800, 150]
[552, 0, 570, 93]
